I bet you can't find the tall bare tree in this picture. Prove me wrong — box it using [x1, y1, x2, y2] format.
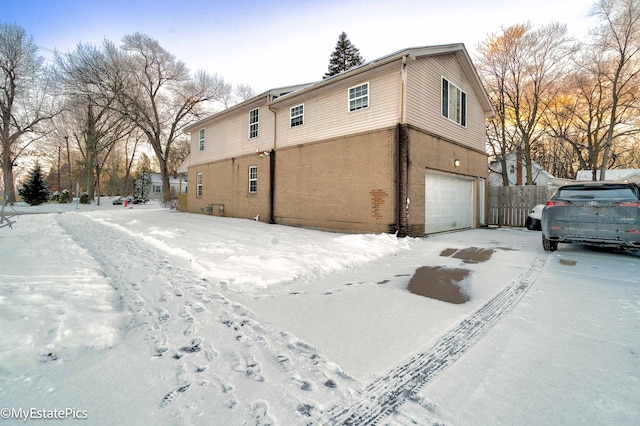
[107, 33, 230, 202]
[590, 0, 640, 180]
[477, 25, 525, 186]
[0, 23, 58, 202]
[55, 43, 133, 203]
[477, 23, 574, 185]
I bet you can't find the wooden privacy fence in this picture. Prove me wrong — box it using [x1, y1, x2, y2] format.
[488, 186, 555, 227]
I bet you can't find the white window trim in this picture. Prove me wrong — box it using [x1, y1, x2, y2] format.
[348, 81, 369, 112]
[290, 104, 304, 127]
[248, 165, 258, 193]
[196, 172, 203, 197]
[441, 77, 467, 127]
[249, 108, 259, 139]
[199, 128, 206, 151]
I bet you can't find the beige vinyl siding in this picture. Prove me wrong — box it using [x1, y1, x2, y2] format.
[272, 61, 402, 148]
[405, 54, 486, 152]
[189, 103, 275, 166]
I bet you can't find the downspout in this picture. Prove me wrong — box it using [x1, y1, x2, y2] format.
[269, 150, 275, 224]
[395, 123, 402, 235]
[268, 96, 277, 224]
[395, 55, 409, 235]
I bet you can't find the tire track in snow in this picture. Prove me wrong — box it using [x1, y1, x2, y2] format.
[324, 253, 549, 425]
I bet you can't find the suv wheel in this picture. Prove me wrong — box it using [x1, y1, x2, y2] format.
[542, 235, 558, 252]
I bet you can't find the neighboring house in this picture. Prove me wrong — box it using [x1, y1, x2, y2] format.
[576, 169, 640, 183]
[147, 172, 187, 200]
[181, 44, 494, 236]
[488, 153, 554, 187]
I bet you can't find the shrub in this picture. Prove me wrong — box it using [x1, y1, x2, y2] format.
[58, 190, 72, 203]
[79, 192, 91, 204]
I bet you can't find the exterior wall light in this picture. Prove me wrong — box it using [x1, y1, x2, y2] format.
[454, 159, 460, 167]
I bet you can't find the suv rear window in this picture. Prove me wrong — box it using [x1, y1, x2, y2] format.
[556, 185, 638, 200]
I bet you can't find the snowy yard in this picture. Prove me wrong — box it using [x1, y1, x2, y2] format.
[0, 200, 638, 425]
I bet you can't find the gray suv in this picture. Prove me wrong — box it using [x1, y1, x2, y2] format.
[541, 181, 640, 252]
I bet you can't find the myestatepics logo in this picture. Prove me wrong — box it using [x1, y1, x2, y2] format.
[1, 407, 88, 421]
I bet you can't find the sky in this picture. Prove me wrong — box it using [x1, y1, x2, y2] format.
[2, 0, 598, 94]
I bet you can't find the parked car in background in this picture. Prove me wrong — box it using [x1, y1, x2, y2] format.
[525, 204, 544, 231]
[541, 181, 640, 251]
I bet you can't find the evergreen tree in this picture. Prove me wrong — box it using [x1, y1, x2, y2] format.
[133, 171, 151, 203]
[324, 32, 365, 79]
[133, 154, 152, 203]
[18, 163, 50, 205]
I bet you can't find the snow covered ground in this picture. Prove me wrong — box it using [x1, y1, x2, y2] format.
[0, 199, 638, 425]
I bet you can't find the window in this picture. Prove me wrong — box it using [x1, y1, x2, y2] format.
[248, 166, 257, 193]
[290, 104, 304, 127]
[441, 78, 466, 126]
[199, 128, 206, 151]
[196, 172, 203, 197]
[249, 108, 259, 139]
[152, 184, 162, 193]
[349, 82, 369, 111]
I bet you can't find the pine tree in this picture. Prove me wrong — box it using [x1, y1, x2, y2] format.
[18, 163, 50, 205]
[324, 32, 365, 79]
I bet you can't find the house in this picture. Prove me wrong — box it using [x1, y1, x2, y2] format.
[488, 152, 554, 187]
[180, 44, 494, 236]
[576, 169, 640, 183]
[147, 172, 187, 200]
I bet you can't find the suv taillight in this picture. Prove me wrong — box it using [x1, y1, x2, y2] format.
[546, 200, 571, 207]
[616, 201, 640, 207]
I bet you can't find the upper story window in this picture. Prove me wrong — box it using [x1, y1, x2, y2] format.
[442, 78, 466, 126]
[290, 104, 304, 127]
[199, 128, 206, 151]
[249, 108, 259, 139]
[196, 172, 203, 197]
[349, 82, 369, 111]
[248, 165, 258, 193]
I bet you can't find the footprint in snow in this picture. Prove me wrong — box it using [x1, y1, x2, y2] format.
[275, 354, 295, 372]
[159, 382, 191, 408]
[180, 337, 203, 354]
[251, 400, 276, 426]
[228, 352, 264, 382]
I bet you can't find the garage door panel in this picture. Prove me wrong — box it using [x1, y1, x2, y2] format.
[425, 173, 472, 234]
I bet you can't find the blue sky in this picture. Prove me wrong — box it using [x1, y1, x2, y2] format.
[3, 0, 596, 93]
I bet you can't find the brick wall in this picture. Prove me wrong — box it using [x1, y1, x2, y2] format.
[187, 154, 272, 221]
[404, 124, 489, 234]
[274, 127, 397, 233]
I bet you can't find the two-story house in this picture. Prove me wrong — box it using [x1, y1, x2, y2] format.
[181, 44, 493, 236]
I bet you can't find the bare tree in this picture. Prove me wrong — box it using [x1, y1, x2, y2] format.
[107, 33, 230, 202]
[55, 44, 134, 203]
[509, 23, 574, 185]
[590, 0, 640, 180]
[234, 83, 257, 103]
[0, 23, 59, 202]
[477, 25, 524, 186]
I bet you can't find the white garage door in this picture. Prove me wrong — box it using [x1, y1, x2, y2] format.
[425, 173, 473, 234]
